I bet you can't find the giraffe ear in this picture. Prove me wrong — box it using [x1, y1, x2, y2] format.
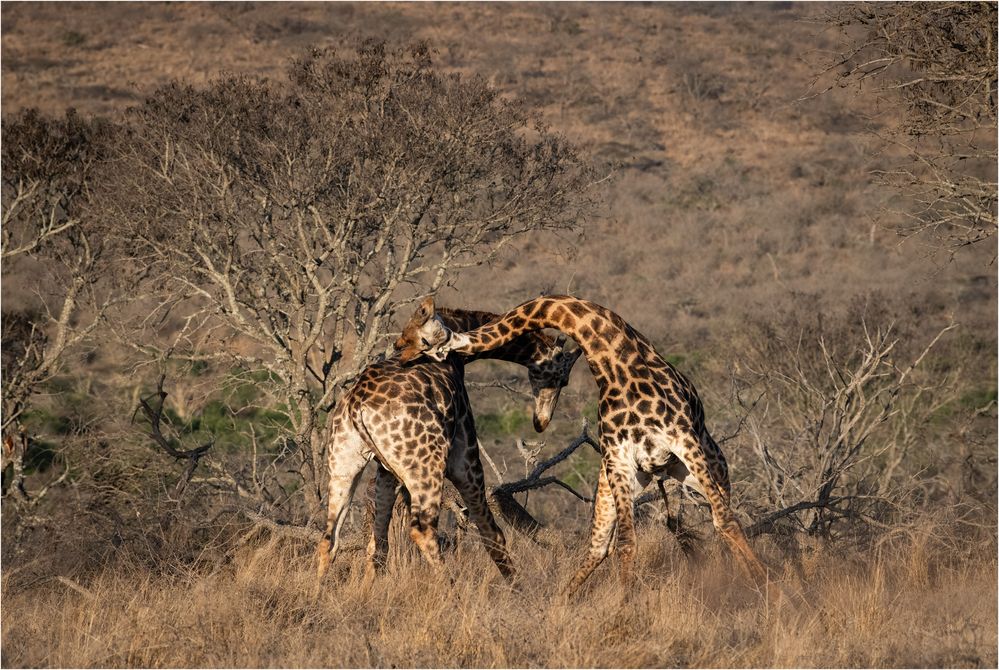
[418, 296, 435, 319]
[565, 346, 583, 367]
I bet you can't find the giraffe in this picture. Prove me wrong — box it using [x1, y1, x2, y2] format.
[316, 297, 581, 587]
[401, 294, 773, 594]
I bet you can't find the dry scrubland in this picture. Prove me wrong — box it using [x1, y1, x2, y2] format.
[2, 2, 997, 668]
[3, 522, 996, 668]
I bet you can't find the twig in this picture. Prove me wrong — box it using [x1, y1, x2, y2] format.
[55, 575, 94, 600]
[495, 422, 598, 498]
[745, 497, 849, 538]
[240, 509, 322, 542]
[486, 420, 600, 540]
[477, 439, 504, 482]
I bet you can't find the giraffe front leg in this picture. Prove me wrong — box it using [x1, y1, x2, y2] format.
[447, 448, 514, 580]
[607, 457, 640, 589]
[565, 460, 617, 596]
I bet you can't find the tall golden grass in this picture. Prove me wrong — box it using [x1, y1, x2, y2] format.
[3, 516, 995, 668]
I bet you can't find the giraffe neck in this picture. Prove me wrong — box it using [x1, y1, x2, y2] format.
[445, 296, 640, 390]
[436, 308, 553, 368]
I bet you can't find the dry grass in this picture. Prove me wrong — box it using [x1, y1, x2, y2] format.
[3, 520, 995, 668]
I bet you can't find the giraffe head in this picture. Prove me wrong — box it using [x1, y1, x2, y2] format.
[524, 333, 583, 432]
[395, 297, 452, 365]
[395, 297, 581, 432]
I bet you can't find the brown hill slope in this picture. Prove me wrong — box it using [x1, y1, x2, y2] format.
[3, 0, 994, 461]
[3, 2, 992, 337]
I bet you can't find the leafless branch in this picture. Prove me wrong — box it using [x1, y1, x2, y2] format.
[482, 421, 599, 540]
[735, 300, 960, 539]
[133, 375, 214, 496]
[812, 2, 997, 253]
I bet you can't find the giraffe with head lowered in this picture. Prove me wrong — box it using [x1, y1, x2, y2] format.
[401, 294, 773, 594]
[316, 298, 581, 586]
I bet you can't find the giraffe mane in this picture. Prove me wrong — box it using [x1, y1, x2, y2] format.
[436, 308, 558, 349]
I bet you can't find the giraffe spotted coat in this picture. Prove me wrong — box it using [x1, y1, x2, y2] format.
[401, 294, 772, 594]
[316, 299, 580, 586]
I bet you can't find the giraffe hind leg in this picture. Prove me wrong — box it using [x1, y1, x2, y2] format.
[394, 453, 447, 574]
[316, 444, 369, 594]
[675, 433, 771, 588]
[701, 432, 774, 587]
[364, 464, 399, 585]
[658, 457, 702, 555]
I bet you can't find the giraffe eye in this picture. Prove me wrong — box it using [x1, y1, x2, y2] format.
[421, 337, 431, 348]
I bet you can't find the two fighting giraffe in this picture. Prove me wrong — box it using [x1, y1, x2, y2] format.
[316, 300, 580, 585]
[402, 294, 773, 594]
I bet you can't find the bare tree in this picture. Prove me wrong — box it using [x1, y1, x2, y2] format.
[816, 2, 997, 254]
[1, 110, 117, 514]
[102, 42, 594, 523]
[731, 299, 958, 540]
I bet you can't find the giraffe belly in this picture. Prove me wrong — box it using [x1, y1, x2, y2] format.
[641, 429, 712, 498]
[635, 430, 685, 474]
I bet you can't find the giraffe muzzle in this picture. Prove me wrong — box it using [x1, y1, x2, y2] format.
[533, 412, 551, 433]
[532, 387, 559, 432]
